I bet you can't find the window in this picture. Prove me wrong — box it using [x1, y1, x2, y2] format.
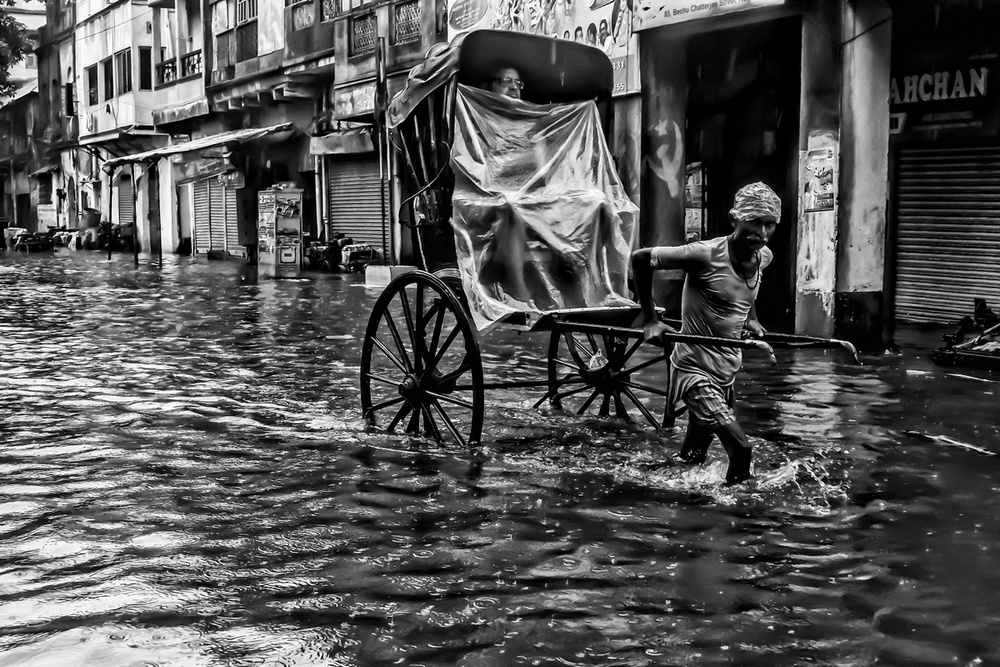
[86, 65, 98, 106]
[102, 57, 114, 101]
[236, 0, 257, 23]
[115, 49, 132, 94]
[65, 83, 74, 116]
[139, 47, 152, 90]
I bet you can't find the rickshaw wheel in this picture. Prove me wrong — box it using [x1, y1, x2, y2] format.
[360, 270, 485, 447]
[545, 329, 673, 429]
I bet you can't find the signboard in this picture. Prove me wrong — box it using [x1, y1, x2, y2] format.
[334, 82, 377, 119]
[889, 47, 1000, 138]
[447, 0, 640, 95]
[38, 204, 57, 230]
[633, 0, 785, 32]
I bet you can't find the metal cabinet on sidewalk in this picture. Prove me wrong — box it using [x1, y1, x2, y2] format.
[257, 187, 303, 278]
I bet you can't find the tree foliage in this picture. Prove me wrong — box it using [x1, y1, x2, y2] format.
[0, 0, 31, 99]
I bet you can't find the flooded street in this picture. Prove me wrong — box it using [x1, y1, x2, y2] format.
[1, 251, 998, 666]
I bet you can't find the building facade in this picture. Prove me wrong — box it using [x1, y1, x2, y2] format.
[15, 0, 1000, 348]
[0, 0, 46, 231]
[885, 0, 1000, 330]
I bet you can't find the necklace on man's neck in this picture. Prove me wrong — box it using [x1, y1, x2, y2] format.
[729, 236, 761, 289]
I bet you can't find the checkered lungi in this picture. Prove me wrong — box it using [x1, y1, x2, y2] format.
[683, 381, 737, 429]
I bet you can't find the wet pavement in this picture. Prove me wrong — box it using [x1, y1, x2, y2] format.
[0, 250, 998, 666]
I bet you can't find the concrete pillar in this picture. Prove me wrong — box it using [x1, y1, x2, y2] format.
[794, 0, 843, 338]
[639, 33, 686, 312]
[147, 161, 162, 257]
[836, 0, 892, 349]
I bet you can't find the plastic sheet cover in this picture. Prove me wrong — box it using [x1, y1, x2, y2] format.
[450, 85, 639, 330]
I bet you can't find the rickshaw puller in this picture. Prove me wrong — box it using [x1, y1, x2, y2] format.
[630, 182, 781, 485]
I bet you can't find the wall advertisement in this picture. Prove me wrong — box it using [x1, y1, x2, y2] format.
[632, 0, 785, 32]
[447, 0, 640, 95]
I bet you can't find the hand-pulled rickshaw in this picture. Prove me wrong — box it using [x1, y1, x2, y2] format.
[359, 30, 858, 447]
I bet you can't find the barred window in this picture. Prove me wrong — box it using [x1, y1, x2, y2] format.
[394, 0, 419, 45]
[350, 12, 376, 57]
[236, 0, 257, 24]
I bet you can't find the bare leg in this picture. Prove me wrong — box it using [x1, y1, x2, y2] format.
[714, 420, 753, 485]
[677, 419, 714, 464]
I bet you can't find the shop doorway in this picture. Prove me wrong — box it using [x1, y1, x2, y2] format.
[683, 17, 801, 329]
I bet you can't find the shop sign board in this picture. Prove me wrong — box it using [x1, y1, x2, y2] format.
[633, 0, 785, 32]
[447, 0, 640, 95]
[889, 47, 1000, 138]
[334, 82, 377, 119]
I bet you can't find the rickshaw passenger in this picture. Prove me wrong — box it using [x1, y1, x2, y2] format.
[484, 66, 524, 99]
[631, 182, 781, 485]
[477, 65, 560, 310]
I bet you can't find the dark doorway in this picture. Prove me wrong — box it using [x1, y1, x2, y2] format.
[684, 17, 801, 330]
[16, 194, 31, 231]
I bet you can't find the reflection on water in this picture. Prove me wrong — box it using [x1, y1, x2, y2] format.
[1, 252, 999, 665]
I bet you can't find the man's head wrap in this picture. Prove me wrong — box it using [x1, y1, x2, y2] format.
[730, 182, 781, 224]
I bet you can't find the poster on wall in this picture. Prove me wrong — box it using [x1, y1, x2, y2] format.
[684, 162, 705, 242]
[633, 0, 785, 32]
[447, 0, 640, 95]
[802, 146, 836, 213]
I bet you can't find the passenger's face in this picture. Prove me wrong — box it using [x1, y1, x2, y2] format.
[732, 215, 778, 251]
[490, 67, 523, 99]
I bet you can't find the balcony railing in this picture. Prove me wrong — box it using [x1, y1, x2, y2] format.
[320, 0, 338, 22]
[290, 0, 314, 30]
[157, 57, 178, 85]
[236, 21, 258, 62]
[180, 50, 203, 78]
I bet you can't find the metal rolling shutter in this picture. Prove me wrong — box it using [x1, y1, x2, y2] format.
[117, 179, 134, 227]
[327, 156, 387, 257]
[193, 179, 211, 255]
[208, 180, 227, 251]
[894, 145, 1000, 324]
[224, 186, 242, 255]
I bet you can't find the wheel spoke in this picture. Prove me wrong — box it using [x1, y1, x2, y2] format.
[371, 336, 410, 375]
[364, 371, 405, 388]
[570, 335, 595, 358]
[368, 395, 406, 413]
[432, 325, 462, 367]
[598, 392, 611, 416]
[430, 357, 472, 386]
[612, 390, 628, 419]
[421, 402, 442, 440]
[622, 386, 660, 428]
[621, 379, 669, 397]
[431, 400, 468, 448]
[405, 407, 421, 434]
[622, 352, 669, 376]
[397, 288, 420, 373]
[531, 375, 583, 408]
[577, 387, 602, 414]
[387, 403, 412, 431]
[426, 300, 445, 363]
[381, 309, 413, 373]
[554, 358, 580, 372]
[554, 383, 596, 403]
[425, 389, 475, 410]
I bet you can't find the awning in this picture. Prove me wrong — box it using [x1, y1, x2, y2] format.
[309, 128, 374, 155]
[105, 122, 296, 168]
[29, 163, 59, 178]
